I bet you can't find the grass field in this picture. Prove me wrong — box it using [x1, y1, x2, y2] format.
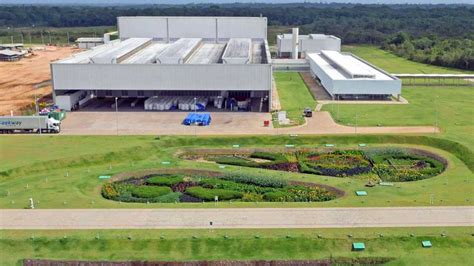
[0, 135, 472, 209]
[1, 227, 472, 265]
[342, 45, 474, 74]
[322, 86, 474, 152]
[273, 72, 316, 126]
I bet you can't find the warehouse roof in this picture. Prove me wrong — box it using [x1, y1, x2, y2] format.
[307, 51, 395, 81]
[56, 38, 269, 65]
[222, 38, 251, 59]
[156, 38, 202, 64]
[187, 43, 225, 64]
[122, 43, 169, 64]
[90, 37, 151, 64]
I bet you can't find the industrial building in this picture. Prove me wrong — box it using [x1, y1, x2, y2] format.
[52, 16, 271, 112]
[76, 37, 104, 49]
[307, 50, 402, 100]
[277, 28, 341, 58]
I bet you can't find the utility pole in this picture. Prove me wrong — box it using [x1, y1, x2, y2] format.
[115, 97, 119, 135]
[355, 96, 358, 134]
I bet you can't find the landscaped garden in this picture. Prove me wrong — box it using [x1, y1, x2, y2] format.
[102, 169, 342, 203]
[191, 147, 446, 182]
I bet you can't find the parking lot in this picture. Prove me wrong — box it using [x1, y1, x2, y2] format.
[60, 111, 274, 135]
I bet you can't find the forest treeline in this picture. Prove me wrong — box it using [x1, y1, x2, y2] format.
[0, 3, 473, 69]
[383, 33, 473, 70]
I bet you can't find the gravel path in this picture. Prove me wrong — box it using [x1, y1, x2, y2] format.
[1, 207, 472, 229]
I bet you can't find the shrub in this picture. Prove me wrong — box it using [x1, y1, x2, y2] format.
[211, 156, 259, 167]
[250, 152, 288, 162]
[101, 183, 119, 199]
[115, 192, 181, 203]
[131, 186, 172, 199]
[185, 187, 243, 201]
[199, 178, 277, 194]
[146, 175, 184, 186]
[220, 173, 287, 188]
[241, 193, 264, 202]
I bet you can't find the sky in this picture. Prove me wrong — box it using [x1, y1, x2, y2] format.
[1, 0, 473, 5]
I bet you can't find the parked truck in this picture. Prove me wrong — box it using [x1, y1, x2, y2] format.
[0, 116, 61, 134]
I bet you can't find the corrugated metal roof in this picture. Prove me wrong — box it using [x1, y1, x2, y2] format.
[121, 43, 169, 64]
[307, 52, 394, 81]
[187, 43, 225, 64]
[320, 50, 376, 79]
[156, 38, 202, 64]
[90, 38, 151, 64]
[222, 38, 251, 59]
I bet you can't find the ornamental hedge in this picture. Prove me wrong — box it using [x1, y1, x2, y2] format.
[101, 170, 341, 203]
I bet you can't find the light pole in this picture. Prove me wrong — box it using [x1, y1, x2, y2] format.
[115, 97, 119, 135]
[35, 94, 41, 135]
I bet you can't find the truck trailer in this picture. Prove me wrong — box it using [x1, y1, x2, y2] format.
[0, 116, 61, 134]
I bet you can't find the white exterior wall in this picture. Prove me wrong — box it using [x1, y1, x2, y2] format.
[51, 64, 272, 92]
[118, 17, 267, 40]
[278, 35, 341, 55]
[300, 37, 341, 54]
[309, 55, 401, 96]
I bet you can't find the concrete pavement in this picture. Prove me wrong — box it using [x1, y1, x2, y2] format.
[1, 207, 473, 229]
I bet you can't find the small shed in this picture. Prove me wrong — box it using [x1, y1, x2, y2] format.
[76, 37, 104, 49]
[356, 191, 368, 196]
[0, 49, 25, 62]
[352, 242, 365, 251]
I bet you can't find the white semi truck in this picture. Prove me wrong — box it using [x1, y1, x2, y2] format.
[0, 116, 61, 134]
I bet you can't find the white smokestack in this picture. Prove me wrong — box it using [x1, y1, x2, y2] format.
[292, 28, 299, 59]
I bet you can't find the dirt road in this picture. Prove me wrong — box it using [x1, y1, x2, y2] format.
[60, 111, 438, 135]
[0, 46, 76, 115]
[1, 207, 472, 229]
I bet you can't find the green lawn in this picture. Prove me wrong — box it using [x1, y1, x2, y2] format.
[322, 86, 474, 152]
[342, 45, 473, 74]
[0, 135, 472, 209]
[1, 227, 472, 265]
[274, 72, 316, 126]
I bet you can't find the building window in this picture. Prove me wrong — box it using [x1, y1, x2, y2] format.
[105, 90, 112, 97]
[121, 90, 128, 97]
[137, 90, 144, 97]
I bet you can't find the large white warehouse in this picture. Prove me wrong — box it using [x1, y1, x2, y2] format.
[307, 50, 402, 100]
[52, 16, 272, 112]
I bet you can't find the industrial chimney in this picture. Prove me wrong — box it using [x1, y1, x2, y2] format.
[291, 27, 299, 59]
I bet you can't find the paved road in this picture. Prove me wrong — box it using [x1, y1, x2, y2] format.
[60, 111, 438, 135]
[1, 207, 472, 229]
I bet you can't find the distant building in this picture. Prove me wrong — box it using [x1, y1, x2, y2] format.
[0, 43, 24, 50]
[307, 50, 401, 100]
[277, 32, 341, 58]
[0, 50, 26, 62]
[76, 37, 104, 49]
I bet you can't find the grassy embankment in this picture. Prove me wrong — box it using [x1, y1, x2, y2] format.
[1, 227, 472, 265]
[0, 135, 472, 209]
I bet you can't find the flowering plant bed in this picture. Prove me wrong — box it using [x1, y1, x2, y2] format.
[196, 147, 446, 181]
[101, 170, 341, 203]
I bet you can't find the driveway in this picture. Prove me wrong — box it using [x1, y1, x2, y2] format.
[59, 111, 438, 135]
[1, 207, 472, 229]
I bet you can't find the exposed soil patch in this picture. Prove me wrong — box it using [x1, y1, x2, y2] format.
[0, 46, 77, 115]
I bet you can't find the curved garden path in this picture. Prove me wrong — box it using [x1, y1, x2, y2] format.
[1, 206, 472, 229]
